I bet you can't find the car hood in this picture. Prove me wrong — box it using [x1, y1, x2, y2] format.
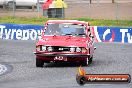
[37, 36, 89, 47]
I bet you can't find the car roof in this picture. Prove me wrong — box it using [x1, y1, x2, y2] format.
[46, 20, 88, 25]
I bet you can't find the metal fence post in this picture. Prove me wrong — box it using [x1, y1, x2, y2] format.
[90, 0, 92, 4]
[88, 1, 91, 18]
[112, 0, 115, 3]
[62, 7, 65, 18]
[115, 1, 119, 20]
[37, 0, 40, 18]
[13, 0, 15, 18]
[3, 4, 6, 10]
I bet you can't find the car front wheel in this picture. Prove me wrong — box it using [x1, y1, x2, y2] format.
[81, 56, 93, 66]
[36, 58, 44, 67]
[88, 56, 93, 64]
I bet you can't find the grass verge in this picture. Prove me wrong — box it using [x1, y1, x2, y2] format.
[0, 17, 132, 27]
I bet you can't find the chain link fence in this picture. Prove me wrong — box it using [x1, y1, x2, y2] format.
[0, 0, 132, 20]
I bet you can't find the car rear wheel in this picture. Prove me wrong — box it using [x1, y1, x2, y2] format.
[36, 58, 44, 67]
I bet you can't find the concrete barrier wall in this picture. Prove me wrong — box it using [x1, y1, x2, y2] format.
[0, 24, 132, 43]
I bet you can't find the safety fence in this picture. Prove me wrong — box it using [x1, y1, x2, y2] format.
[0, 24, 132, 43]
[0, 0, 132, 20]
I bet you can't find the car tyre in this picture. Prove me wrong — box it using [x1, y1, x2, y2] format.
[81, 56, 93, 66]
[88, 56, 93, 64]
[36, 58, 44, 67]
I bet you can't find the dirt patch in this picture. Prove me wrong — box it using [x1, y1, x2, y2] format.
[65, 3, 132, 20]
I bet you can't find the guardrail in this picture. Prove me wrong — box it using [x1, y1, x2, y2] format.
[0, 24, 132, 43]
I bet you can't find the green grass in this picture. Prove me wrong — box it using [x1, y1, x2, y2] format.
[0, 17, 132, 27]
[75, 18, 132, 27]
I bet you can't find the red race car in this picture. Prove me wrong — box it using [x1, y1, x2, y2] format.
[34, 20, 96, 67]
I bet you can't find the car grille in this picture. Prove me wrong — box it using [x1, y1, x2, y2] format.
[51, 46, 70, 52]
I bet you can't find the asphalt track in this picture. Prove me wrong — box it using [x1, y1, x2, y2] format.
[0, 39, 132, 88]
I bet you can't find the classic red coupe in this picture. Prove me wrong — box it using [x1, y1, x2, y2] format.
[34, 20, 96, 67]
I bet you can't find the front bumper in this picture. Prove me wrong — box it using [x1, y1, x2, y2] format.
[34, 52, 90, 57]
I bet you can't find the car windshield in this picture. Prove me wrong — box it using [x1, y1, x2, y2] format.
[44, 23, 86, 37]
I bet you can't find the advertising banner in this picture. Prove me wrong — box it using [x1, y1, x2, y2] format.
[91, 26, 132, 43]
[0, 24, 132, 43]
[0, 24, 44, 40]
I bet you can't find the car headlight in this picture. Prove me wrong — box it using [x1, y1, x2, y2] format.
[70, 47, 75, 52]
[47, 46, 53, 52]
[42, 46, 46, 51]
[76, 47, 81, 52]
[36, 46, 41, 51]
[82, 48, 87, 53]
